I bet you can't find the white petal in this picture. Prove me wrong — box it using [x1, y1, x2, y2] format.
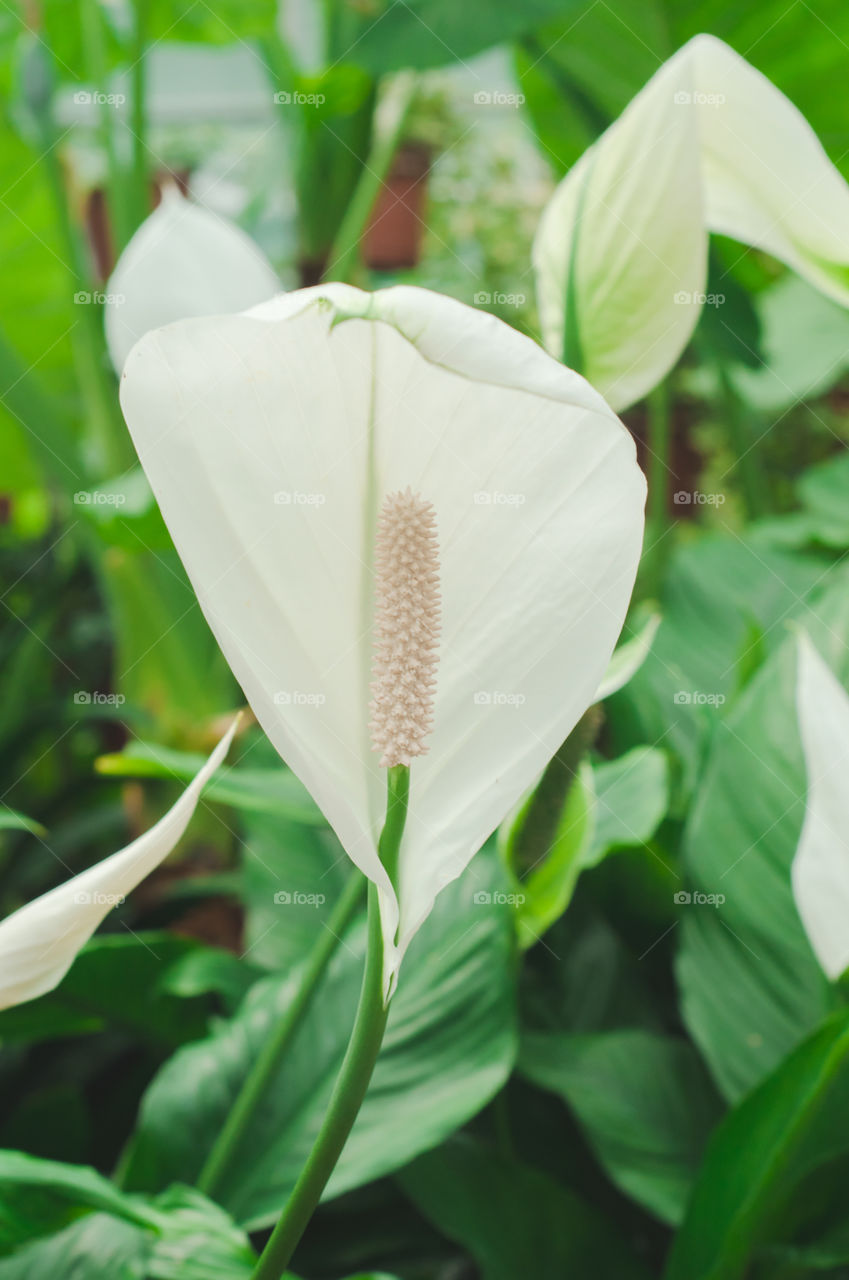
[0, 719, 238, 1010]
[119, 288, 645, 992]
[533, 50, 706, 410]
[792, 633, 849, 980]
[104, 189, 280, 373]
[534, 35, 849, 410]
[595, 612, 660, 701]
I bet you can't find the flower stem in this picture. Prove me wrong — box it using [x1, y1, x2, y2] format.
[249, 769, 408, 1280]
[197, 869, 366, 1200]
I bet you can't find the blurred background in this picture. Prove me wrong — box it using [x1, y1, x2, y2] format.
[3, 2, 849, 1276]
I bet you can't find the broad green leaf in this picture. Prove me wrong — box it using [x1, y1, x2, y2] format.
[677, 571, 849, 1100]
[400, 1135, 650, 1280]
[333, 0, 582, 75]
[0, 1214, 148, 1279]
[122, 851, 518, 1229]
[667, 1010, 849, 1280]
[614, 533, 830, 804]
[147, 0, 275, 43]
[520, 1029, 722, 1225]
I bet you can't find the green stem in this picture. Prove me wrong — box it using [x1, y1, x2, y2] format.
[129, 0, 149, 232]
[250, 769, 409, 1280]
[322, 72, 418, 285]
[646, 381, 671, 530]
[715, 363, 768, 519]
[81, 0, 131, 253]
[197, 869, 366, 1199]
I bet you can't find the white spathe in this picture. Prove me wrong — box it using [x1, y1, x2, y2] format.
[119, 283, 646, 996]
[0, 720, 238, 1010]
[104, 188, 279, 373]
[792, 633, 849, 981]
[534, 34, 849, 411]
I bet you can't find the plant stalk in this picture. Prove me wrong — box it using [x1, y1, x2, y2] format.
[250, 768, 408, 1279]
[197, 869, 366, 1199]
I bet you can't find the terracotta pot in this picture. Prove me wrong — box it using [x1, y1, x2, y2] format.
[363, 142, 431, 271]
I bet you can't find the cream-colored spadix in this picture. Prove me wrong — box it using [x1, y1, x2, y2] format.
[119, 283, 646, 994]
[792, 633, 849, 981]
[0, 720, 238, 1010]
[534, 35, 849, 410]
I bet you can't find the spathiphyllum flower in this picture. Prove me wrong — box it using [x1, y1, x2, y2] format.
[104, 188, 279, 373]
[534, 34, 849, 410]
[118, 283, 646, 995]
[792, 633, 849, 981]
[0, 721, 237, 1010]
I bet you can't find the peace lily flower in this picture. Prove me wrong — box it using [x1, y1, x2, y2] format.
[0, 721, 237, 1010]
[118, 283, 646, 996]
[792, 632, 849, 980]
[534, 34, 849, 410]
[104, 188, 280, 374]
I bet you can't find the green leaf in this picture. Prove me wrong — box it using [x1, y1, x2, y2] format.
[667, 1010, 849, 1280]
[0, 808, 45, 837]
[96, 743, 322, 826]
[147, 0, 275, 43]
[520, 1030, 723, 1225]
[677, 571, 849, 1100]
[333, 0, 581, 75]
[0, 934, 212, 1048]
[0, 1214, 149, 1279]
[400, 1135, 651, 1280]
[122, 851, 518, 1229]
[585, 746, 669, 867]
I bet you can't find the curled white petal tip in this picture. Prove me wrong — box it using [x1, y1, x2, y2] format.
[119, 285, 645, 989]
[105, 188, 280, 373]
[0, 716, 239, 1011]
[534, 35, 849, 409]
[792, 634, 849, 980]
